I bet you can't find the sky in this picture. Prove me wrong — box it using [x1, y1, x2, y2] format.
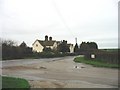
[0, 0, 119, 49]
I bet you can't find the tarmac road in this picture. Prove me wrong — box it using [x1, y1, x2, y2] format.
[2, 56, 118, 88]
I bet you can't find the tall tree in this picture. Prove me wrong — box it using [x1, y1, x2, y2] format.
[2, 40, 32, 60]
[88, 42, 98, 49]
[80, 42, 89, 51]
[19, 41, 27, 48]
[74, 43, 79, 53]
[58, 40, 70, 53]
[2, 39, 18, 59]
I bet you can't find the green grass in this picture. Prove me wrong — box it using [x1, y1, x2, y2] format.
[2, 76, 30, 90]
[74, 57, 119, 68]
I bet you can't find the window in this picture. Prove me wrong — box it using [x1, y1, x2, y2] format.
[36, 44, 38, 47]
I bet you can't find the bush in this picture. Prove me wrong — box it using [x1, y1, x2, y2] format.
[2, 40, 33, 60]
[32, 52, 76, 59]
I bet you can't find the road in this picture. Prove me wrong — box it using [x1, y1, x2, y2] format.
[2, 56, 118, 88]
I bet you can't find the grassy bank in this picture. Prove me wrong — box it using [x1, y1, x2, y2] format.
[74, 57, 119, 68]
[2, 76, 30, 90]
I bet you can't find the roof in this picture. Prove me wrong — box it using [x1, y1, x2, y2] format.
[38, 40, 56, 46]
[67, 44, 73, 47]
[31, 39, 58, 47]
[32, 39, 71, 47]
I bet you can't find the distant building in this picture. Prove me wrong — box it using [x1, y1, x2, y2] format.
[67, 44, 74, 53]
[32, 35, 74, 53]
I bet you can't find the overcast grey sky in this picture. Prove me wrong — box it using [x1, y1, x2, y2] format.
[1, 0, 119, 48]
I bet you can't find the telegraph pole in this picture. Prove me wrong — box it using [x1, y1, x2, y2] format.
[75, 37, 77, 44]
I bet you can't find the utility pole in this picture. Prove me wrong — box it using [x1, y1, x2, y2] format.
[75, 37, 77, 44]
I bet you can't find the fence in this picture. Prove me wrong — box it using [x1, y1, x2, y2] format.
[84, 50, 119, 64]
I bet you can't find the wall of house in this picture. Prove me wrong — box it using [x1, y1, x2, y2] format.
[32, 41, 44, 52]
[53, 42, 58, 50]
[69, 45, 74, 53]
[45, 42, 57, 50]
[46, 46, 53, 49]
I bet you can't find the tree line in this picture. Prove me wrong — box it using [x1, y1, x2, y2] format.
[2, 39, 73, 60]
[2, 40, 33, 60]
[2, 39, 118, 64]
[2, 39, 99, 60]
[74, 41, 98, 54]
[74, 42, 118, 64]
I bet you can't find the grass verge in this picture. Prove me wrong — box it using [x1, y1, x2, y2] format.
[2, 76, 30, 90]
[74, 57, 119, 68]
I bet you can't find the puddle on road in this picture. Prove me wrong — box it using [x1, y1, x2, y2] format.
[74, 66, 85, 69]
[35, 66, 47, 69]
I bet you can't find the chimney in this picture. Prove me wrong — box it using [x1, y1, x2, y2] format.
[65, 41, 67, 44]
[45, 35, 48, 41]
[63, 40, 67, 44]
[49, 36, 52, 41]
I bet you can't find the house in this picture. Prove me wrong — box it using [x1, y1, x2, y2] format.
[32, 35, 59, 52]
[32, 35, 74, 53]
[67, 44, 74, 53]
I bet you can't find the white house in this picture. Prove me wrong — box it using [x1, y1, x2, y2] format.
[67, 44, 74, 53]
[32, 35, 59, 52]
[32, 35, 74, 53]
